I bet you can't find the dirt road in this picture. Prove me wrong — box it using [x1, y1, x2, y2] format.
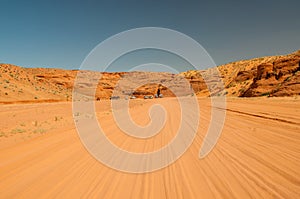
[0, 97, 299, 198]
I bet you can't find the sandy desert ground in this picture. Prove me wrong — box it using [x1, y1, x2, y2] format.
[0, 97, 300, 198]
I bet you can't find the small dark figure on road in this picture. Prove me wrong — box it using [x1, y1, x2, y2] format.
[157, 88, 161, 97]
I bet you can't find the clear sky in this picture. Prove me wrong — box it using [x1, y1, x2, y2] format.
[1, 0, 299, 72]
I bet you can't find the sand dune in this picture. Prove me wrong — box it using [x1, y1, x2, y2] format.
[0, 97, 299, 198]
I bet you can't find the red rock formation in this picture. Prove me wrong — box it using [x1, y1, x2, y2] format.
[1, 49, 300, 103]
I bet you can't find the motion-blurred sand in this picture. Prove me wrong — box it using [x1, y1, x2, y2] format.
[0, 97, 299, 198]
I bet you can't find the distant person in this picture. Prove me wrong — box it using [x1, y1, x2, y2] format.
[157, 88, 160, 97]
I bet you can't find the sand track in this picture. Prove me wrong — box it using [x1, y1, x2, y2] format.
[0, 97, 300, 198]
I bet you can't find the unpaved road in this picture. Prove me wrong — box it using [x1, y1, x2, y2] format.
[0, 97, 300, 198]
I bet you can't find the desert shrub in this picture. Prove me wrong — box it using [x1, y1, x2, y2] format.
[285, 76, 292, 82]
[261, 92, 270, 96]
[227, 82, 236, 88]
[239, 88, 245, 93]
[33, 128, 46, 134]
[11, 128, 26, 134]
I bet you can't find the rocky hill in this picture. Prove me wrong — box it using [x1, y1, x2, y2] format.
[0, 50, 299, 103]
[182, 49, 300, 97]
[0, 65, 180, 103]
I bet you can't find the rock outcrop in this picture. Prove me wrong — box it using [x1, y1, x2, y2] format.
[1, 49, 299, 103]
[181, 49, 300, 97]
[242, 54, 300, 97]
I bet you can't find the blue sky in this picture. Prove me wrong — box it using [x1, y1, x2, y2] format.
[0, 0, 299, 72]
